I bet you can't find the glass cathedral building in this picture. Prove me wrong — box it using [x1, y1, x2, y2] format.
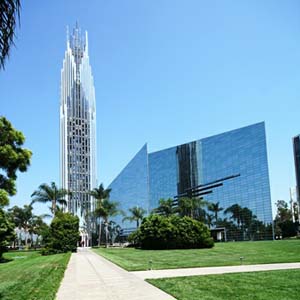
[60, 24, 97, 231]
[109, 122, 273, 240]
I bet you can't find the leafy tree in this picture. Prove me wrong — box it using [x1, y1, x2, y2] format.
[0, 209, 15, 260]
[0, 0, 21, 69]
[0, 116, 31, 204]
[43, 212, 79, 254]
[274, 200, 297, 238]
[31, 182, 68, 214]
[0, 117, 31, 260]
[123, 206, 146, 228]
[153, 198, 175, 216]
[90, 183, 112, 246]
[275, 200, 292, 223]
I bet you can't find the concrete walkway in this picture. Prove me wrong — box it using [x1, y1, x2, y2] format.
[131, 262, 300, 279]
[56, 248, 300, 299]
[56, 248, 175, 300]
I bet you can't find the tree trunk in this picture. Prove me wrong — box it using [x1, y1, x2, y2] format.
[105, 221, 109, 248]
[98, 217, 101, 247]
[24, 227, 28, 248]
[52, 199, 56, 214]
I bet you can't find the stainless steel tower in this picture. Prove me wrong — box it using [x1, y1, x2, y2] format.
[60, 24, 97, 230]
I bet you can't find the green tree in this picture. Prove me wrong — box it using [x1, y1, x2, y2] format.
[0, 209, 15, 260]
[224, 204, 243, 228]
[153, 198, 175, 216]
[43, 212, 79, 254]
[94, 198, 119, 247]
[177, 197, 207, 219]
[208, 202, 223, 225]
[123, 206, 146, 228]
[9, 204, 34, 247]
[28, 215, 48, 248]
[90, 183, 112, 246]
[0, 0, 21, 69]
[135, 214, 214, 250]
[31, 182, 68, 214]
[0, 117, 31, 259]
[275, 200, 292, 222]
[0, 116, 32, 205]
[274, 200, 296, 238]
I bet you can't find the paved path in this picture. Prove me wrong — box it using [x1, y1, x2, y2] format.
[131, 262, 300, 279]
[56, 248, 175, 300]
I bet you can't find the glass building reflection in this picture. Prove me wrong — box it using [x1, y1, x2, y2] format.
[109, 122, 273, 240]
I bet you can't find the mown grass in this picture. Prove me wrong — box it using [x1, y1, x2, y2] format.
[0, 251, 70, 300]
[148, 269, 300, 300]
[93, 240, 300, 271]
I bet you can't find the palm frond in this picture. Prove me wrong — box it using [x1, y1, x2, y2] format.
[0, 0, 21, 69]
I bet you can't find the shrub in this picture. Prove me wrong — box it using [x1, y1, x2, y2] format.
[42, 212, 79, 254]
[0, 209, 15, 261]
[136, 214, 214, 250]
[128, 229, 141, 246]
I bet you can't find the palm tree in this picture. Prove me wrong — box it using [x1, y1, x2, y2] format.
[9, 204, 33, 247]
[123, 206, 146, 228]
[224, 204, 243, 228]
[206, 213, 214, 229]
[31, 182, 69, 214]
[153, 198, 175, 216]
[90, 184, 112, 246]
[94, 198, 119, 247]
[177, 197, 207, 219]
[0, 0, 21, 69]
[208, 202, 223, 225]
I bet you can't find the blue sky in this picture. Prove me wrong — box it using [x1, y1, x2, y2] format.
[1, 0, 300, 216]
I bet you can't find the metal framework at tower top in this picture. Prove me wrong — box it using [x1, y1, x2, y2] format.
[60, 24, 97, 223]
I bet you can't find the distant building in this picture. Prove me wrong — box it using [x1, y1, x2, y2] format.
[109, 122, 273, 240]
[59, 24, 97, 245]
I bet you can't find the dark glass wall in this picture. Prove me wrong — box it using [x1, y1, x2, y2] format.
[108, 144, 149, 229]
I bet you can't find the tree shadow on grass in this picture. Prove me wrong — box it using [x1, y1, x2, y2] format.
[0, 257, 13, 264]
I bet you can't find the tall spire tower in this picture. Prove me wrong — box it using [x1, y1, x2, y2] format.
[60, 24, 97, 235]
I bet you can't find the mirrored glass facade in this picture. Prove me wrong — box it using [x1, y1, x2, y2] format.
[109, 122, 273, 240]
[109, 145, 149, 229]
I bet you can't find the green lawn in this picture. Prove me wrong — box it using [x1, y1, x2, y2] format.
[0, 251, 70, 300]
[93, 240, 300, 271]
[148, 269, 300, 300]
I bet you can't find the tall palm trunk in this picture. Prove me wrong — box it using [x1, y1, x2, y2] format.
[98, 217, 101, 247]
[104, 219, 109, 248]
[52, 198, 56, 214]
[24, 226, 28, 248]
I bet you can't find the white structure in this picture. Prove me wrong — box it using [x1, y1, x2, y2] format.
[60, 24, 97, 243]
[290, 187, 300, 223]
